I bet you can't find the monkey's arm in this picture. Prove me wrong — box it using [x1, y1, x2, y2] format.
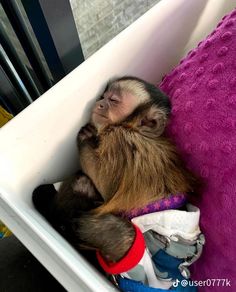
[32, 173, 103, 231]
[56, 173, 103, 214]
[72, 213, 145, 273]
[78, 126, 132, 201]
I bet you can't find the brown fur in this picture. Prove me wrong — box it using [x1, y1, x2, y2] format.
[79, 102, 198, 215]
[72, 214, 135, 262]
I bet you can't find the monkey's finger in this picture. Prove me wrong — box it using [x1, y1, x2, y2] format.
[86, 124, 96, 131]
[81, 127, 96, 139]
[78, 128, 90, 138]
[83, 129, 93, 138]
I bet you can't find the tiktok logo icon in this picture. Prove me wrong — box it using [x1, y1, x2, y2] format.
[172, 279, 180, 287]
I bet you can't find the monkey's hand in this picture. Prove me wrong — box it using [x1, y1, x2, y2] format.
[77, 123, 97, 145]
[71, 214, 135, 263]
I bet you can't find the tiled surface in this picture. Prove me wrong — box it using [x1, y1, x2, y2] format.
[70, 0, 161, 58]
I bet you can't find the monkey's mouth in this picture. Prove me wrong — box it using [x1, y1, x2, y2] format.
[92, 111, 108, 119]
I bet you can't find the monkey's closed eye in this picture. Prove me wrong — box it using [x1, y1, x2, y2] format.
[109, 96, 119, 103]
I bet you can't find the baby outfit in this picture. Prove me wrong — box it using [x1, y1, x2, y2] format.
[97, 194, 205, 292]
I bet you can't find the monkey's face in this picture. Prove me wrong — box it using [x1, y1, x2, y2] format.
[91, 90, 141, 128]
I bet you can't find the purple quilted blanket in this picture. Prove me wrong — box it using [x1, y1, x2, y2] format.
[160, 9, 236, 291]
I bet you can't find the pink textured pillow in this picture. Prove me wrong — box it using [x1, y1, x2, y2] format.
[160, 9, 236, 291]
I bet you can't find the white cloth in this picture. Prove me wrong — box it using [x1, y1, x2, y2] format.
[119, 204, 202, 289]
[132, 204, 201, 241]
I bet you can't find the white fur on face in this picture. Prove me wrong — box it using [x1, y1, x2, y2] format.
[91, 80, 150, 128]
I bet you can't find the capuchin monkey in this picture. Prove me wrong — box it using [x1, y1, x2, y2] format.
[33, 76, 198, 264]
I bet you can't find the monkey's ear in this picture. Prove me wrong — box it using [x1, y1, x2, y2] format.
[138, 106, 167, 138]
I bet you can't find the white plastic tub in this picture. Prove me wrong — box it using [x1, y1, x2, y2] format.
[0, 0, 235, 291]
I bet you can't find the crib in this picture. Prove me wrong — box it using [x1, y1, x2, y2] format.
[0, 0, 235, 291]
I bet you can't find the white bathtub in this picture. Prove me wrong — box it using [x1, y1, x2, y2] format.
[0, 0, 235, 291]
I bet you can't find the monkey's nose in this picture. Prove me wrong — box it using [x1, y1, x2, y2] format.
[98, 103, 104, 109]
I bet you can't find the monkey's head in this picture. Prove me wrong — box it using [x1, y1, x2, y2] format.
[91, 76, 171, 134]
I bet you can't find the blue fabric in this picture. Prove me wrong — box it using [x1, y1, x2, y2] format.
[118, 250, 198, 292]
[118, 277, 197, 292]
[152, 250, 183, 279]
[118, 277, 167, 292]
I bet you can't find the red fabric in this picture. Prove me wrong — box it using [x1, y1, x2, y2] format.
[96, 224, 145, 274]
